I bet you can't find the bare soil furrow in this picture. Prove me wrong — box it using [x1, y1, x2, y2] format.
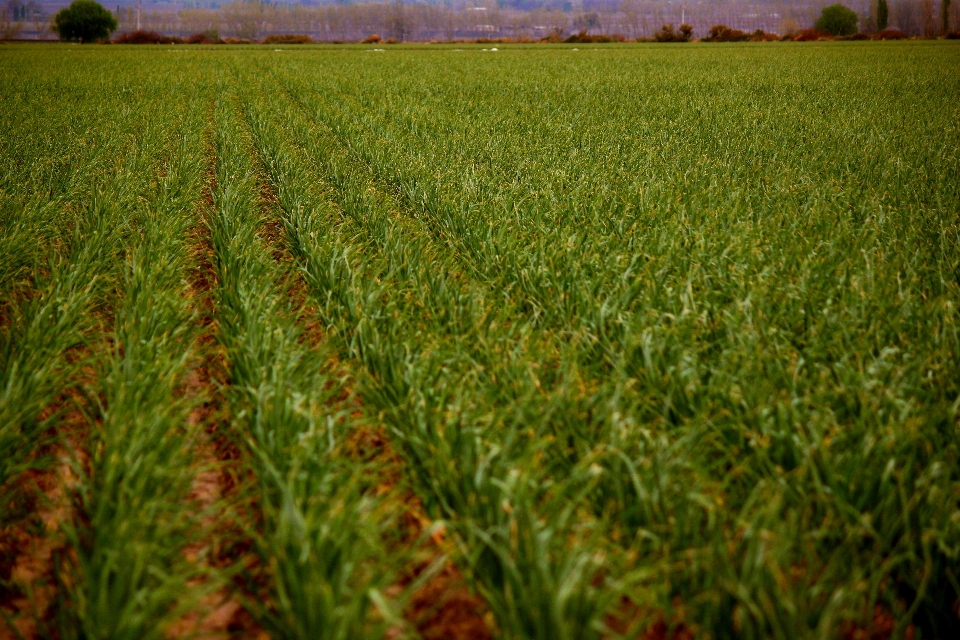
[0, 387, 90, 640]
[164, 149, 266, 640]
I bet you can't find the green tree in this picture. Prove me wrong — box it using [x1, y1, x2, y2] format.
[53, 0, 117, 43]
[877, 0, 889, 31]
[815, 3, 859, 36]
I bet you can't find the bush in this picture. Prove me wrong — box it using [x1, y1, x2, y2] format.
[653, 23, 693, 42]
[793, 28, 833, 41]
[815, 4, 859, 36]
[53, 0, 117, 43]
[262, 34, 312, 44]
[563, 30, 626, 43]
[948, 31, 960, 39]
[536, 27, 565, 43]
[837, 32, 870, 40]
[222, 37, 251, 44]
[872, 28, 906, 40]
[751, 30, 781, 41]
[703, 24, 749, 42]
[361, 34, 381, 44]
[185, 30, 221, 44]
[113, 30, 182, 44]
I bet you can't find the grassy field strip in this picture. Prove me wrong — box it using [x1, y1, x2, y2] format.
[274, 51, 958, 351]
[0, 52, 196, 502]
[54, 98, 213, 639]
[0, 199, 132, 640]
[286, 57, 960, 459]
[0, 43, 958, 639]
[237, 63, 638, 640]
[285, 49, 957, 294]
[249, 49, 959, 637]
[236, 68, 509, 638]
[208, 87, 407, 640]
[0, 98, 202, 640]
[0, 100, 181, 508]
[0, 54, 173, 301]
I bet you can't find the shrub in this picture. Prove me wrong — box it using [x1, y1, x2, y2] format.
[538, 27, 565, 43]
[361, 34, 381, 44]
[703, 24, 749, 42]
[185, 30, 221, 44]
[222, 37, 251, 44]
[837, 32, 870, 40]
[383, 37, 399, 44]
[872, 28, 906, 39]
[815, 4, 859, 36]
[563, 30, 626, 43]
[750, 30, 781, 41]
[654, 23, 693, 42]
[262, 34, 312, 44]
[113, 30, 182, 44]
[793, 28, 833, 41]
[53, 0, 117, 43]
[948, 31, 960, 39]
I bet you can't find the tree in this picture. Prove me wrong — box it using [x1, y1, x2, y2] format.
[222, 0, 264, 41]
[944, 0, 952, 34]
[573, 11, 600, 32]
[877, 0, 889, 30]
[53, 0, 116, 42]
[815, 3, 859, 36]
[1, 6, 23, 39]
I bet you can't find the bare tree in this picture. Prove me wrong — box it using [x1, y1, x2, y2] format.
[222, 0, 264, 40]
[0, 5, 23, 39]
[921, 0, 937, 34]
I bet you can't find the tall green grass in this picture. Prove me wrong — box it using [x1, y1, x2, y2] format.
[1, 41, 957, 639]
[0, 58, 192, 523]
[238, 42, 959, 638]
[57, 102, 212, 640]
[210, 88, 404, 639]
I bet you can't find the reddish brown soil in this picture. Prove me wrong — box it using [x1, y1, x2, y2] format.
[0, 394, 88, 640]
[347, 427, 494, 640]
[842, 605, 916, 640]
[163, 155, 266, 640]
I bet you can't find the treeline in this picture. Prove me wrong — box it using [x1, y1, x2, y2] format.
[115, 0, 960, 41]
[6, 0, 960, 41]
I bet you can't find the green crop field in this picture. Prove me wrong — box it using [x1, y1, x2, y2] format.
[1, 41, 959, 640]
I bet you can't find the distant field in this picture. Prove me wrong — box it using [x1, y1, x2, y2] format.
[1, 41, 959, 639]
